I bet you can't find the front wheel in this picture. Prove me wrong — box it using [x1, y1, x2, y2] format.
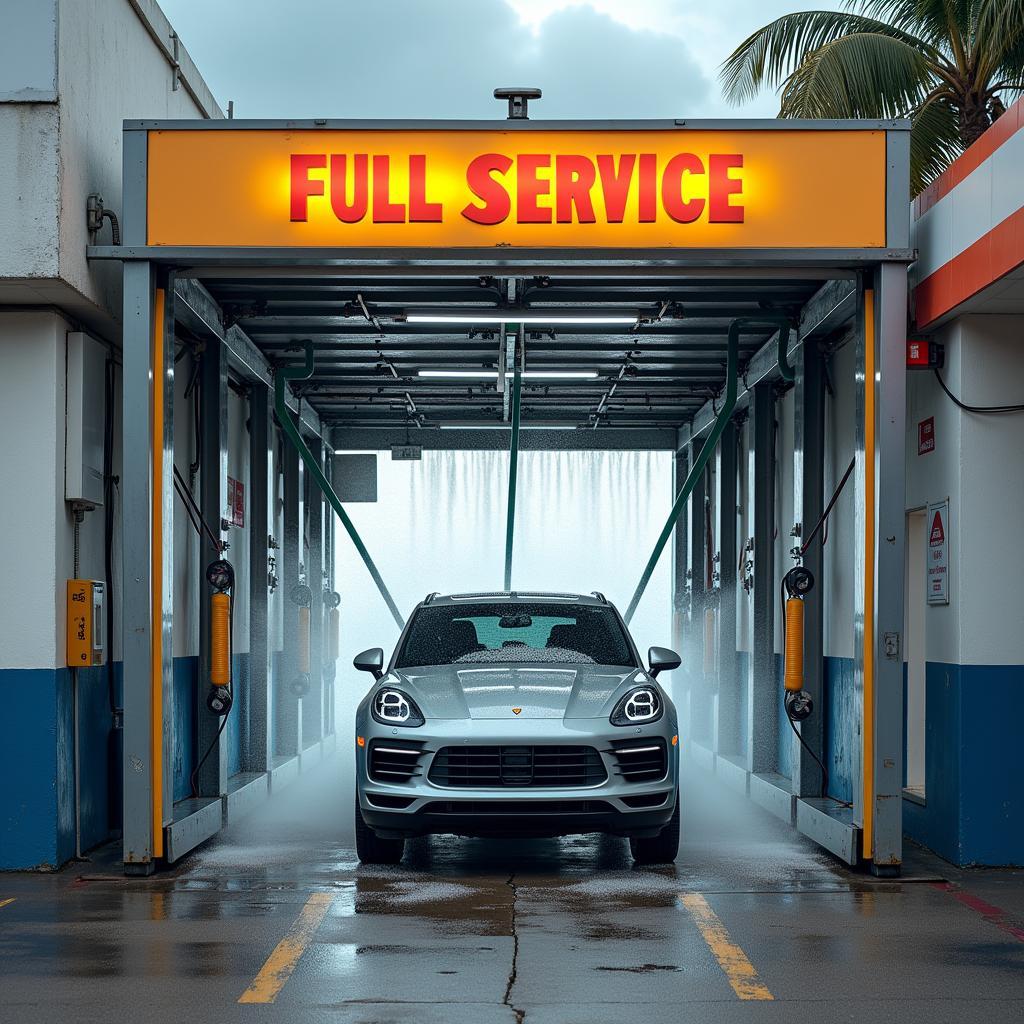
[354, 794, 405, 865]
[629, 793, 680, 865]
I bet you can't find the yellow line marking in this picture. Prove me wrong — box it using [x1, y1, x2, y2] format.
[238, 892, 334, 1004]
[0, 898, 15, 910]
[679, 893, 773, 1001]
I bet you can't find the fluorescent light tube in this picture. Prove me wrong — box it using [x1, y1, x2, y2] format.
[417, 370, 599, 380]
[405, 314, 637, 325]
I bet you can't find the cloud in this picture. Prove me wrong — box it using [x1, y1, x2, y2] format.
[159, 0, 712, 119]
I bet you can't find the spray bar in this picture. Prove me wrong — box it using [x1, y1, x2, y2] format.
[503, 324, 522, 591]
[623, 316, 792, 624]
[274, 340, 405, 629]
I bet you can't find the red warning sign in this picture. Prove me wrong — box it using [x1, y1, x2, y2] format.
[918, 416, 935, 455]
[927, 500, 949, 605]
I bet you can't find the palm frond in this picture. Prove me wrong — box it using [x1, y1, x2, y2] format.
[910, 93, 964, 193]
[778, 32, 934, 118]
[974, 0, 1024, 83]
[720, 10, 934, 105]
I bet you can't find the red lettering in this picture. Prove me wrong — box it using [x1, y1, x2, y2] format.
[329, 154, 368, 223]
[595, 154, 635, 223]
[709, 153, 744, 223]
[517, 154, 552, 224]
[637, 154, 657, 223]
[408, 154, 443, 222]
[554, 155, 596, 224]
[290, 154, 326, 221]
[662, 153, 705, 223]
[461, 153, 513, 225]
[372, 155, 405, 223]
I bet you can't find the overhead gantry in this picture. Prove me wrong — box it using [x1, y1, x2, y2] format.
[91, 114, 911, 875]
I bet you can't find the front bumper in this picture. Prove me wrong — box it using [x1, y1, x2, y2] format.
[355, 716, 679, 839]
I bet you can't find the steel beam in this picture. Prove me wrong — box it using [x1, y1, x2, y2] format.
[121, 260, 168, 872]
[277, 439, 301, 758]
[303, 440, 325, 746]
[867, 262, 907, 873]
[197, 333, 228, 799]
[714, 419, 740, 756]
[686, 438, 708, 743]
[247, 381, 272, 773]
[671, 448, 690, 661]
[504, 328, 523, 591]
[792, 340, 826, 796]
[747, 383, 777, 775]
[331, 427, 678, 451]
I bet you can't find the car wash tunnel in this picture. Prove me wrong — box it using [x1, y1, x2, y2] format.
[4, 108, 1024, 1024]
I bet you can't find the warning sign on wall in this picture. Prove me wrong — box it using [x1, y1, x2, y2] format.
[227, 476, 245, 528]
[927, 499, 949, 605]
[918, 416, 935, 455]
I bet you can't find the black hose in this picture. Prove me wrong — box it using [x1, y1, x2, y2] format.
[934, 368, 1024, 414]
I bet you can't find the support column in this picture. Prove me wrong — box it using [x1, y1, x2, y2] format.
[247, 381, 272, 773]
[867, 262, 907, 872]
[198, 336, 228, 799]
[793, 340, 826, 796]
[121, 262, 174, 872]
[747, 383, 777, 775]
[671, 446, 690, 660]
[715, 420, 739, 756]
[303, 439, 324, 747]
[277, 441, 301, 758]
[686, 438, 708, 743]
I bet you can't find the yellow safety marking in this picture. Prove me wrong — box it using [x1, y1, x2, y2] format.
[151, 286, 166, 860]
[238, 892, 334, 1004]
[862, 287, 876, 860]
[679, 893, 773, 1001]
[0, 898, 16, 910]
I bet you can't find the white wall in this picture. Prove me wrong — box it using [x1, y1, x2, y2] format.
[906, 315, 1024, 668]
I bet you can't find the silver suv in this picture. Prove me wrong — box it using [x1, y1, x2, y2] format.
[353, 592, 681, 865]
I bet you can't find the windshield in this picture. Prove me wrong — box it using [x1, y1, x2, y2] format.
[395, 602, 637, 668]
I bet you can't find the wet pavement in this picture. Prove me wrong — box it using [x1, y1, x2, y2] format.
[2, 752, 1024, 1023]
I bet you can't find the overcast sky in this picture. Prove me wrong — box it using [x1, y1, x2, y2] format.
[159, 0, 845, 120]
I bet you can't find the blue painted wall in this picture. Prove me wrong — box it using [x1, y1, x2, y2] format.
[775, 654, 792, 779]
[172, 657, 198, 803]
[0, 668, 75, 869]
[823, 656, 856, 804]
[227, 653, 250, 777]
[903, 662, 1024, 866]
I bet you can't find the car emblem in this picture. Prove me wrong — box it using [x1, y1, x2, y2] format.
[512, 707, 522, 715]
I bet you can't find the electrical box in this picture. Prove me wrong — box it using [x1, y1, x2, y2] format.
[67, 580, 105, 667]
[65, 332, 106, 508]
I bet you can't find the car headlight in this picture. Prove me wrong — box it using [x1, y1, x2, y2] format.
[371, 687, 425, 727]
[610, 686, 663, 726]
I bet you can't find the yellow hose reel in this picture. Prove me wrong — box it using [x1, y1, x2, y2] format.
[782, 566, 814, 722]
[205, 559, 235, 715]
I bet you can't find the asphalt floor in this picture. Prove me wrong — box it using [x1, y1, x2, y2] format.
[2, 751, 1023, 1024]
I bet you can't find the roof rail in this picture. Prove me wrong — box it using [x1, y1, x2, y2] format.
[590, 591, 608, 604]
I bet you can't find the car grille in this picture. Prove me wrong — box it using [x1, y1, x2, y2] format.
[423, 799, 612, 815]
[609, 738, 668, 782]
[428, 745, 607, 788]
[368, 740, 427, 783]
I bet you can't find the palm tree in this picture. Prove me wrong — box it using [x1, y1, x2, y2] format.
[721, 1, 1024, 193]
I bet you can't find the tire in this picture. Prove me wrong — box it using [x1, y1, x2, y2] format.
[354, 793, 406, 865]
[629, 793, 680, 865]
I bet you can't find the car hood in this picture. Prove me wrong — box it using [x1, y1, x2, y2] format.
[385, 664, 645, 720]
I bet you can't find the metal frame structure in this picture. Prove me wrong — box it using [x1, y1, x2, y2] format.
[102, 116, 910, 875]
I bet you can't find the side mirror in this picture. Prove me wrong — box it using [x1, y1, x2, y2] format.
[648, 646, 681, 679]
[353, 647, 384, 680]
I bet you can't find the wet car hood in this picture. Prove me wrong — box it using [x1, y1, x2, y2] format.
[382, 664, 646, 720]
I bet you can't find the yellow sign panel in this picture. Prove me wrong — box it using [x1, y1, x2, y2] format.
[146, 128, 887, 249]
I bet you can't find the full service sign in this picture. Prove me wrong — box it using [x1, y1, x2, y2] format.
[145, 128, 888, 249]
